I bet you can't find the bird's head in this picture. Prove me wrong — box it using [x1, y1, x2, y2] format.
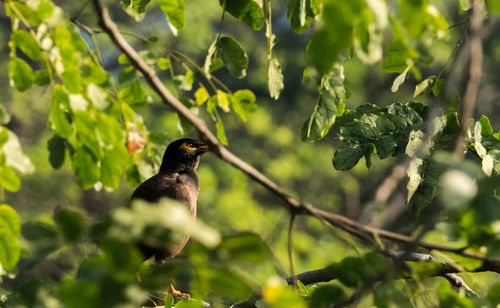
[160, 138, 208, 172]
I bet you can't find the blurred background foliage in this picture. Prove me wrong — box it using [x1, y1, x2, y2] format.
[0, 0, 499, 306]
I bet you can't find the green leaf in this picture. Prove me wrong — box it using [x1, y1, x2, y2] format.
[374, 281, 412, 308]
[164, 294, 174, 307]
[310, 285, 347, 307]
[414, 76, 435, 97]
[479, 115, 493, 136]
[37, 0, 54, 21]
[332, 145, 365, 170]
[9, 57, 33, 92]
[21, 222, 60, 259]
[63, 67, 82, 94]
[407, 158, 424, 202]
[205, 268, 253, 299]
[231, 89, 257, 122]
[217, 36, 248, 79]
[307, 0, 361, 73]
[218, 232, 269, 262]
[2, 129, 35, 174]
[296, 280, 311, 296]
[375, 135, 397, 159]
[302, 64, 345, 141]
[268, 57, 284, 100]
[221, 0, 265, 30]
[55, 208, 86, 242]
[101, 148, 127, 189]
[47, 135, 66, 169]
[157, 57, 171, 70]
[433, 78, 444, 96]
[0, 105, 11, 125]
[195, 87, 209, 105]
[119, 79, 147, 108]
[97, 113, 124, 146]
[0, 159, 22, 191]
[438, 280, 474, 308]
[72, 146, 100, 189]
[50, 86, 73, 139]
[118, 54, 130, 64]
[118, 66, 136, 84]
[0, 205, 20, 270]
[209, 58, 224, 72]
[158, 0, 185, 30]
[74, 111, 100, 158]
[382, 40, 415, 73]
[262, 284, 306, 308]
[34, 70, 50, 86]
[216, 121, 228, 145]
[216, 90, 230, 112]
[487, 282, 500, 305]
[391, 63, 412, 92]
[288, 0, 314, 33]
[11, 30, 42, 60]
[131, 0, 151, 13]
[0, 205, 21, 237]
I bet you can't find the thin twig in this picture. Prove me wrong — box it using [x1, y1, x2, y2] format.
[287, 214, 297, 289]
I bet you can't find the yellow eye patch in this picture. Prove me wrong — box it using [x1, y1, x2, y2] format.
[179, 142, 196, 151]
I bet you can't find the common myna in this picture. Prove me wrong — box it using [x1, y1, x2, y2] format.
[131, 138, 208, 296]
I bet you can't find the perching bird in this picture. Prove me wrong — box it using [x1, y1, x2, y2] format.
[131, 138, 208, 264]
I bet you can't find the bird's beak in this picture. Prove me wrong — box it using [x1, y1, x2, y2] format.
[198, 144, 209, 153]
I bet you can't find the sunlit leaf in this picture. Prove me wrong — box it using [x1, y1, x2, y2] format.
[158, 0, 185, 30]
[131, 0, 151, 13]
[50, 85, 74, 138]
[216, 121, 228, 145]
[9, 57, 33, 92]
[157, 57, 171, 70]
[2, 129, 35, 174]
[391, 63, 412, 92]
[0, 205, 20, 269]
[0, 164, 20, 192]
[11, 30, 42, 60]
[302, 64, 345, 141]
[72, 146, 100, 189]
[268, 57, 284, 100]
[0, 105, 10, 125]
[221, 0, 265, 30]
[414, 76, 435, 97]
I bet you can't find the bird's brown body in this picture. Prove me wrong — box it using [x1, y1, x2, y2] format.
[131, 138, 207, 263]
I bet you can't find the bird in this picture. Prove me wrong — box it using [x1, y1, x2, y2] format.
[131, 138, 208, 297]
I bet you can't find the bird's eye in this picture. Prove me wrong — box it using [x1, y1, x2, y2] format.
[179, 141, 196, 151]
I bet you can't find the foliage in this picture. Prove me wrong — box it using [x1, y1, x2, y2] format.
[0, 0, 499, 307]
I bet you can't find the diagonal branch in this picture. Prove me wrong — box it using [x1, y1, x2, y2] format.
[454, 0, 485, 156]
[90, 0, 497, 264]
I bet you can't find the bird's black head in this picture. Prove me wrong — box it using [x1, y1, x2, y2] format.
[159, 138, 208, 172]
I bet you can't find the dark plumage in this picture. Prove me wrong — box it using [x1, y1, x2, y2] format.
[131, 138, 208, 263]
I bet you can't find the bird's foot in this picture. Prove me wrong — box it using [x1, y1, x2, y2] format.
[169, 284, 190, 299]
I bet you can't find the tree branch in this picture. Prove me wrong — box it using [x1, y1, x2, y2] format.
[90, 0, 498, 264]
[454, 0, 485, 156]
